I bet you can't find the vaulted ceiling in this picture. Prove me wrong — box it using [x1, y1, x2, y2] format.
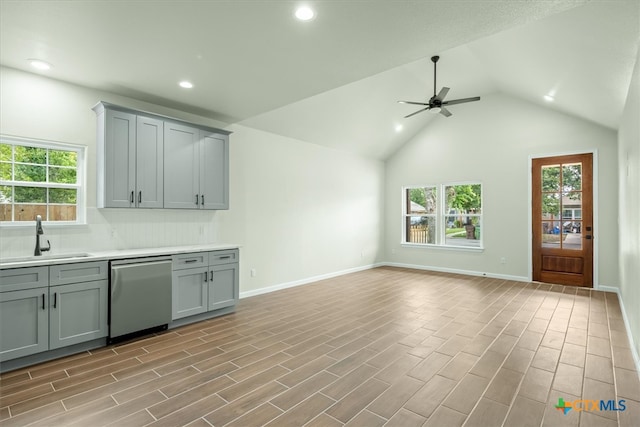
[1, 1, 638, 159]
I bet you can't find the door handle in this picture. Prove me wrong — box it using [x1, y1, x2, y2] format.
[201, 195, 204, 206]
[42, 293, 45, 310]
[195, 194, 199, 205]
[138, 191, 142, 204]
[54, 292, 57, 308]
[210, 271, 213, 282]
[204, 271, 208, 282]
[130, 191, 134, 203]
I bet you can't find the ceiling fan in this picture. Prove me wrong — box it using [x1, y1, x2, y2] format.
[398, 55, 480, 118]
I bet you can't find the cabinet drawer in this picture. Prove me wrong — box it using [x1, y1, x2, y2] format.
[50, 261, 108, 286]
[0, 266, 49, 292]
[172, 252, 208, 270]
[208, 249, 239, 265]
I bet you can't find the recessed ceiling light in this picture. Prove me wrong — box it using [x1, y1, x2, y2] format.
[28, 59, 52, 71]
[295, 6, 315, 21]
[544, 94, 555, 102]
[179, 81, 194, 89]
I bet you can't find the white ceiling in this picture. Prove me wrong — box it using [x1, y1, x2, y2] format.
[1, 1, 639, 160]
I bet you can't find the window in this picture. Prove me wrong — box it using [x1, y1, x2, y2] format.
[0, 136, 85, 224]
[403, 183, 482, 248]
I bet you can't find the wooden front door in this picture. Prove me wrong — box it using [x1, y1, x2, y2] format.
[532, 153, 593, 287]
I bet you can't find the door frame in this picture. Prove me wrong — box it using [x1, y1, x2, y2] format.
[527, 149, 600, 288]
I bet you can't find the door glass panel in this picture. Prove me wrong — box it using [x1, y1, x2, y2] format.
[562, 191, 582, 250]
[542, 165, 561, 192]
[542, 193, 560, 219]
[562, 163, 582, 191]
[562, 220, 582, 250]
[542, 221, 562, 248]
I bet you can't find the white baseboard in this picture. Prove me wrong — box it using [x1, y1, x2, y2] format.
[598, 286, 640, 380]
[239, 262, 385, 299]
[383, 262, 530, 283]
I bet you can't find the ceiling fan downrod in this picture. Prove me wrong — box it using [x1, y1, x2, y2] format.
[432, 55, 439, 98]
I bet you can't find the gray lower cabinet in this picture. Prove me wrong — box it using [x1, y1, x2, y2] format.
[209, 263, 239, 311]
[172, 250, 239, 320]
[172, 266, 208, 320]
[0, 262, 108, 362]
[49, 280, 108, 350]
[0, 288, 49, 362]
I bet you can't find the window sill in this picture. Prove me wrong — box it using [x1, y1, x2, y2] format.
[400, 243, 484, 253]
[0, 221, 88, 229]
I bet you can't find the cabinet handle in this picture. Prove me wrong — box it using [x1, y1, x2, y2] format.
[138, 191, 142, 204]
[210, 271, 213, 282]
[195, 194, 199, 205]
[219, 256, 231, 260]
[130, 191, 134, 203]
[204, 271, 208, 282]
[42, 293, 45, 310]
[201, 195, 204, 206]
[185, 259, 198, 264]
[54, 292, 57, 308]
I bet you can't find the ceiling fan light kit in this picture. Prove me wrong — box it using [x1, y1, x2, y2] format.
[398, 55, 480, 118]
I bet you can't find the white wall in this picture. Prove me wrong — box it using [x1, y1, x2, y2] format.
[0, 66, 385, 294]
[618, 47, 640, 363]
[385, 93, 619, 286]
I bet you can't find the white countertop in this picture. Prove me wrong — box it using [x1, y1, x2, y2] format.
[0, 244, 240, 269]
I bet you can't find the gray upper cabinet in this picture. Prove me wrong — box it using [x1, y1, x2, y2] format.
[164, 122, 201, 209]
[136, 116, 164, 208]
[200, 132, 229, 210]
[94, 103, 164, 208]
[165, 124, 229, 210]
[94, 102, 229, 210]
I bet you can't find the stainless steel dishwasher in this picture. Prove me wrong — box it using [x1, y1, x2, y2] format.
[109, 256, 172, 343]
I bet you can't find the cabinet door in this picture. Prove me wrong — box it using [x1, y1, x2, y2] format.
[136, 116, 164, 208]
[200, 132, 229, 210]
[0, 288, 48, 361]
[164, 122, 200, 209]
[49, 280, 108, 350]
[172, 267, 208, 319]
[208, 263, 238, 311]
[104, 109, 136, 208]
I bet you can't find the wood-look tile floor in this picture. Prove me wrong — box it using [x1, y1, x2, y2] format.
[1, 267, 639, 427]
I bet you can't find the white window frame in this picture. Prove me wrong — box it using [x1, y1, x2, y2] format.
[0, 135, 87, 227]
[402, 181, 483, 250]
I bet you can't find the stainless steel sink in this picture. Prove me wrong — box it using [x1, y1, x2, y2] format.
[0, 252, 92, 265]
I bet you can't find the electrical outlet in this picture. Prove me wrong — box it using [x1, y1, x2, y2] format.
[250, 268, 256, 277]
[500, 257, 507, 264]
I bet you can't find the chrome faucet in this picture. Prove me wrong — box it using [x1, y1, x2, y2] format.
[34, 215, 51, 256]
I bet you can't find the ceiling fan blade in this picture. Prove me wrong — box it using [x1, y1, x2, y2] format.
[434, 87, 450, 102]
[398, 100, 429, 106]
[404, 107, 430, 118]
[443, 96, 481, 106]
[440, 107, 452, 117]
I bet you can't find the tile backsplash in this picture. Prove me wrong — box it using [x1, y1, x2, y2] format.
[0, 207, 221, 258]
